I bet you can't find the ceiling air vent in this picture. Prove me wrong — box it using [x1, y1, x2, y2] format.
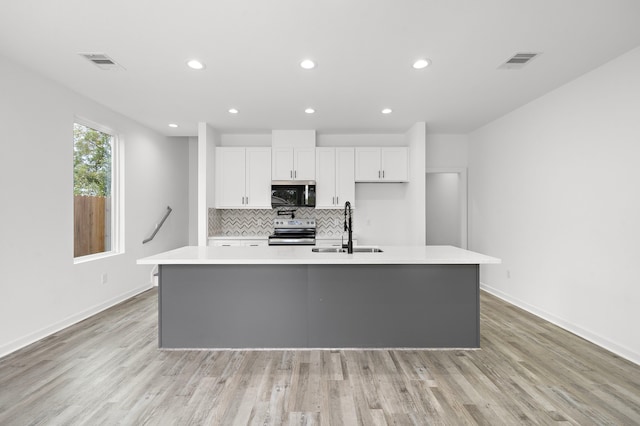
[78, 53, 124, 70]
[499, 52, 540, 69]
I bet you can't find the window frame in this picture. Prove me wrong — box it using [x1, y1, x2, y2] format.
[73, 116, 125, 264]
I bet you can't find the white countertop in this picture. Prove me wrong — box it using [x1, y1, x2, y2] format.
[137, 245, 501, 265]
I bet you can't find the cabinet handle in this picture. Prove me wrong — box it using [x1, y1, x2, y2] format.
[337, 196, 339, 204]
[294, 170, 297, 178]
[332, 196, 335, 205]
[378, 170, 381, 178]
[383, 170, 385, 178]
[290, 170, 293, 178]
[246, 196, 248, 204]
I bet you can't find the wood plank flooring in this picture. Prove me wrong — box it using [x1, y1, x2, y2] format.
[0, 289, 638, 425]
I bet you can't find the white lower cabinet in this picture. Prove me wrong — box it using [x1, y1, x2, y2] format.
[209, 239, 268, 247]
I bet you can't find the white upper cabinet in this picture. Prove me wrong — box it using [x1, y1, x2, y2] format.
[293, 147, 316, 180]
[272, 147, 316, 180]
[215, 147, 246, 208]
[272, 147, 294, 180]
[354, 147, 381, 181]
[316, 147, 355, 208]
[315, 148, 336, 207]
[245, 148, 272, 207]
[335, 148, 356, 207]
[215, 147, 271, 209]
[271, 130, 316, 180]
[355, 147, 408, 182]
[380, 147, 408, 181]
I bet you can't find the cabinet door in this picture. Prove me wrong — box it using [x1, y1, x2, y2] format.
[315, 148, 337, 208]
[294, 147, 316, 180]
[211, 240, 243, 247]
[242, 240, 268, 247]
[381, 147, 408, 181]
[355, 148, 381, 181]
[215, 148, 246, 208]
[335, 147, 355, 207]
[245, 148, 272, 208]
[272, 147, 293, 180]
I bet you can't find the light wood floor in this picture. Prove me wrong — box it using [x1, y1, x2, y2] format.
[1, 289, 638, 425]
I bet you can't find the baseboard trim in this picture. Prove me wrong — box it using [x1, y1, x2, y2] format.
[480, 283, 639, 366]
[0, 284, 152, 359]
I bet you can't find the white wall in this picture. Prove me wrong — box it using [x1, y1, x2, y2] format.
[468, 46, 640, 364]
[188, 137, 198, 245]
[318, 133, 405, 147]
[426, 173, 462, 246]
[426, 134, 468, 168]
[197, 123, 219, 246]
[0, 55, 189, 357]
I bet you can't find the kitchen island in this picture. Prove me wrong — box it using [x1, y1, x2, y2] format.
[138, 245, 500, 349]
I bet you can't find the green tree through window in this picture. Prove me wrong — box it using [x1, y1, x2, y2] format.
[74, 123, 112, 197]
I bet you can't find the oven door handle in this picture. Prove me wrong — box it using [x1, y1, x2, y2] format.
[268, 238, 316, 245]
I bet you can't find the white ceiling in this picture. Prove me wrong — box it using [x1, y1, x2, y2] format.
[2, 0, 640, 137]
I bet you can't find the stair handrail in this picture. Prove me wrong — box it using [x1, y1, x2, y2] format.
[143, 206, 172, 244]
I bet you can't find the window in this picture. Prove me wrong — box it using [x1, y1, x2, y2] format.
[73, 120, 122, 260]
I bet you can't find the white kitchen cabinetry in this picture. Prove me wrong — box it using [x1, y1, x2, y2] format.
[315, 147, 355, 208]
[355, 147, 408, 182]
[272, 147, 315, 180]
[215, 147, 271, 208]
[271, 130, 316, 180]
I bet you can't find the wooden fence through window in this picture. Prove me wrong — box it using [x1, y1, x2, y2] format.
[74, 195, 108, 257]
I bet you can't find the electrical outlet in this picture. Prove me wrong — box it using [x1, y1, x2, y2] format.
[506, 270, 511, 279]
[101, 273, 108, 284]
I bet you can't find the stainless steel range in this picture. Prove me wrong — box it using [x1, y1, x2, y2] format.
[268, 218, 316, 246]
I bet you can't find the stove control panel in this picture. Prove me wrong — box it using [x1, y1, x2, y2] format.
[273, 219, 316, 228]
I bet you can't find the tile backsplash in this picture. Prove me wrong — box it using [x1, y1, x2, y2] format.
[209, 208, 345, 238]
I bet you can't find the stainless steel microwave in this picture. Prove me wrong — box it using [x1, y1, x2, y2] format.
[271, 180, 316, 208]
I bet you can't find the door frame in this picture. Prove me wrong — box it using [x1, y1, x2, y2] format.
[425, 168, 468, 249]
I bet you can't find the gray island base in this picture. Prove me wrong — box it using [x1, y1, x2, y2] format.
[159, 263, 480, 349]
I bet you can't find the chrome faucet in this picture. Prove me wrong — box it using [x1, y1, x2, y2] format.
[343, 201, 353, 254]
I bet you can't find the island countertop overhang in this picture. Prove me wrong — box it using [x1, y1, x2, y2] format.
[137, 245, 501, 265]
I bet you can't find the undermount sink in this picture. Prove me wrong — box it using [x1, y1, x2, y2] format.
[312, 247, 384, 253]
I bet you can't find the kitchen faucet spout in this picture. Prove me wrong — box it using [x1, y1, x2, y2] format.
[343, 201, 353, 254]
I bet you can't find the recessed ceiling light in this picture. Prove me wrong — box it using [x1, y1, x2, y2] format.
[168, 123, 178, 128]
[305, 108, 315, 114]
[381, 108, 393, 114]
[412, 59, 431, 69]
[228, 108, 239, 114]
[300, 59, 316, 70]
[186, 59, 205, 70]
